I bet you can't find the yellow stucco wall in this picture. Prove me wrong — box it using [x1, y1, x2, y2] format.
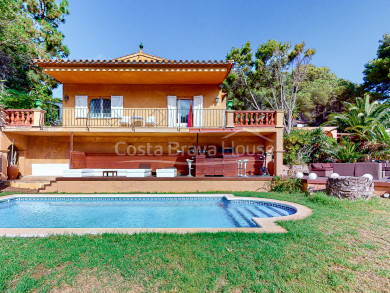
[25, 136, 70, 175]
[1, 133, 70, 177]
[62, 84, 226, 110]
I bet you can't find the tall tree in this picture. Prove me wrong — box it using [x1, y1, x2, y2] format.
[363, 33, 390, 100]
[224, 42, 266, 110]
[225, 40, 315, 134]
[255, 40, 316, 134]
[297, 65, 359, 125]
[0, 0, 69, 109]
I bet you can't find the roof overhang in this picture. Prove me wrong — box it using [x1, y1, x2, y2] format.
[34, 59, 234, 85]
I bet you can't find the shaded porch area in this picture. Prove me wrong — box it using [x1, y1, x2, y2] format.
[0, 128, 284, 182]
[67, 131, 283, 177]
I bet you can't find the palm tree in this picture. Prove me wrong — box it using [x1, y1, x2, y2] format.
[328, 94, 390, 143]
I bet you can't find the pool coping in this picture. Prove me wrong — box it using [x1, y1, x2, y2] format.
[0, 194, 312, 236]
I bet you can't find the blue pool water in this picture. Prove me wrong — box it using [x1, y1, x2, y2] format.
[0, 197, 296, 228]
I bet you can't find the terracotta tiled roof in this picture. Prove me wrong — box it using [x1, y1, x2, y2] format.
[34, 59, 234, 67]
[34, 50, 235, 81]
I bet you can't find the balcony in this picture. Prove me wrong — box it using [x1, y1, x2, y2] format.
[1, 108, 281, 130]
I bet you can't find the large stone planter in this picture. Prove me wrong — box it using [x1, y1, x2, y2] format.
[326, 176, 374, 200]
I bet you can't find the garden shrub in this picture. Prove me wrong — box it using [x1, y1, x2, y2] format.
[270, 176, 303, 193]
[325, 137, 364, 163]
[283, 128, 335, 165]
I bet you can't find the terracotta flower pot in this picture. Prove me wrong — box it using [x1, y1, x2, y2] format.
[7, 165, 19, 180]
[267, 161, 275, 176]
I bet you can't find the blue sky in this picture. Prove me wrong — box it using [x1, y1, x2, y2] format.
[54, 0, 390, 97]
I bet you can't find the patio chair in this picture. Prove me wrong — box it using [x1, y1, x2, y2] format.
[132, 120, 143, 127]
[146, 116, 156, 127]
[121, 116, 130, 127]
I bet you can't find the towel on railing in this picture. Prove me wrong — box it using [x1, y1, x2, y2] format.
[187, 101, 193, 127]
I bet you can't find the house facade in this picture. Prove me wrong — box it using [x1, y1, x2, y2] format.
[0, 47, 284, 187]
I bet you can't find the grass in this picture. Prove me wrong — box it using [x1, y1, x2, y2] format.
[0, 191, 389, 292]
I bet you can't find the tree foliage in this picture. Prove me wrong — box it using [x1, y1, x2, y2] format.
[363, 33, 390, 100]
[224, 41, 359, 130]
[225, 40, 316, 134]
[283, 128, 336, 165]
[324, 137, 364, 163]
[327, 95, 390, 142]
[255, 40, 316, 134]
[224, 42, 264, 110]
[297, 65, 359, 125]
[0, 0, 69, 109]
[327, 95, 390, 162]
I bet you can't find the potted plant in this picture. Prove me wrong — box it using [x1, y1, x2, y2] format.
[7, 139, 19, 180]
[227, 100, 233, 110]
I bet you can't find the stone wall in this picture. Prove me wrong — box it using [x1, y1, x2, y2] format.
[326, 176, 374, 200]
[283, 164, 309, 177]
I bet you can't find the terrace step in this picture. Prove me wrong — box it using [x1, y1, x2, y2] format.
[38, 179, 58, 193]
[6, 177, 54, 190]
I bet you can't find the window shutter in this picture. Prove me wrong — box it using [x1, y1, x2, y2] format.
[167, 95, 177, 127]
[111, 96, 123, 118]
[193, 95, 203, 127]
[75, 95, 88, 118]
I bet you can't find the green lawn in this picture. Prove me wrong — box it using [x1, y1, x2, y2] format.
[0, 192, 389, 292]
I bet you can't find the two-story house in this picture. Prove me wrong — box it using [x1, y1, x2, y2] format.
[0, 46, 284, 193]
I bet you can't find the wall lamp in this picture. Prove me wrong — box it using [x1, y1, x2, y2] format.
[64, 95, 69, 102]
[216, 83, 224, 104]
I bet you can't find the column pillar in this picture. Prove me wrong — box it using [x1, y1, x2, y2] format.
[226, 110, 235, 128]
[70, 132, 73, 169]
[0, 149, 8, 180]
[18, 150, 27, 177]
[273, 128, 284, 176]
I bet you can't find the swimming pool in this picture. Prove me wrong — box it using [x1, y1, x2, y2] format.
[0, 195, 297, 229]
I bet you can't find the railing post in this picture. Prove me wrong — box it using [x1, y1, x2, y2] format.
[86, 110, 90, 131]
[31, 109, 45, 127]
[0, 110, 6, 126]
[270, 112, 275, 125]
[14, 111, 19, 124]
[226, 110, 235, 128]
[275, 110, 284, 128]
